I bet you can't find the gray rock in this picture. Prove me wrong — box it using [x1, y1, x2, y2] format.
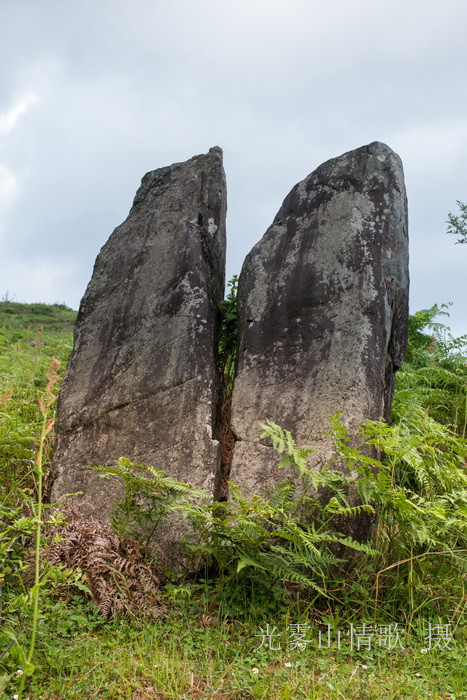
[230, 142, 409, 498]
[52, 147, 227, 571]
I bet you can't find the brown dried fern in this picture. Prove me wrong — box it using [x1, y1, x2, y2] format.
[45, 501, 166, 619]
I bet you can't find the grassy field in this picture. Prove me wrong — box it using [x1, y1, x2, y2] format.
[9, 598, 466, 699]
[0, 300, 465, 699]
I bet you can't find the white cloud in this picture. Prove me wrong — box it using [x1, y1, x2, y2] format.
[0, 0, 465, 333]
[0, 92, 39, 135]
[0, 164, 18, 215]
[393, 121, 467, 173]
[0, 258, 78, 306]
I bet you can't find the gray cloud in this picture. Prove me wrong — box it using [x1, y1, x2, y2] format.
[0, 0, 466, 336]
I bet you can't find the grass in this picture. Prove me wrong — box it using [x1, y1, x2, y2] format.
[0, 301, 75, 501]
[0, 301, 76, 334]
[5, 597, 464, 699]
[1, 300, 465, 699]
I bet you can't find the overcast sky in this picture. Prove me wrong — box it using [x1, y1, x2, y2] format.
[0, 0, 466, 336]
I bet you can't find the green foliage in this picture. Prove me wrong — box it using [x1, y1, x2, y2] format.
[0, 301, 75, 501]
[88, 424, 378, 618]
[446, 199, 467, 244]
[222, 402, 465, 623]
[85, 325, 467, 622]
[89, 458, 207, 545]
[398, 303, 467, 436]
[326, 305, 467, 622]
[217, 274, 238, 398]
[331, 417, 466, 549]
[187, 299, 467, 622]
[328, 415, 466, 619]
[0, 300, 76, 337]
[1, 563, 91, 695]
[0, 504, 35, 581]
[178, 420, 377, 617]
[0, 305, 74, 596]
[1, 297, 466, 694]
[15, 360, 61, 697]
[0, 303, 77, 695]
[0, 305, 74, 579]
[1, 359, 63, 698]
[385, 305, 467, 621]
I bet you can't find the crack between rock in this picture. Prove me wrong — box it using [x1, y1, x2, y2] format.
[61, 374, 199, 433]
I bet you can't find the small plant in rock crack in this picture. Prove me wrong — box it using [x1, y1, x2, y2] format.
[89, 458, 208, 545]
[217, 274, 238, 399]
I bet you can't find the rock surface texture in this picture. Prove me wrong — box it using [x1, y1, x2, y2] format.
[230, 141, 409, 497]
[52, 147, 226, 569]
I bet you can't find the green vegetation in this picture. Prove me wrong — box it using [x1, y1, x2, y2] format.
[90, 457, 207, 545]
[218, 273, 238, 399]
[0, 301, 75, 502]
[446, 200, 467, 244]
[2, 601, 466, 699]
[0, 296, 466, 698]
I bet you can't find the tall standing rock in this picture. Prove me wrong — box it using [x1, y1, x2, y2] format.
[52, 147, 226, 569]
[230, 142, 409, 497]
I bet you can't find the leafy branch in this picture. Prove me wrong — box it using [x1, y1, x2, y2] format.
[446, 199, 467, 244]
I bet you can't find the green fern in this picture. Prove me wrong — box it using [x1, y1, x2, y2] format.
[89, 458, 207, 545]
[175, 420, 384, 615]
